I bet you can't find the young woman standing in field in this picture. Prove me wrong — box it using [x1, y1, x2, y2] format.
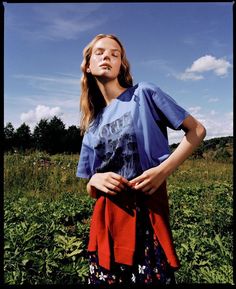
[76, 34, 206, 285]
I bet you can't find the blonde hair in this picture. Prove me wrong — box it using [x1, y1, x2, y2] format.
[79, 34, 133, 133]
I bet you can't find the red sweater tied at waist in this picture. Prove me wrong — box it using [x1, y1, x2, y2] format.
[88, 181, 180, 271]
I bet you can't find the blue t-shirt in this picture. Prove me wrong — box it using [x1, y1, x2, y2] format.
[76, 82, 190, 180]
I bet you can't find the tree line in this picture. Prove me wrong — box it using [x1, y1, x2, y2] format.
[170, 135, 233, 161]
[4, 116, 83, 154]
[4, 116, 233, 159]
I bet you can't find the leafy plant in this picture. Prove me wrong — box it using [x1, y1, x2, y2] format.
[4, 152, 233, 284]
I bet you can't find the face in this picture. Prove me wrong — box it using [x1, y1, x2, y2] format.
[87, 37, 122, 81]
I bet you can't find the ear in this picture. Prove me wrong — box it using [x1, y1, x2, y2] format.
[86, 67, 91, 73]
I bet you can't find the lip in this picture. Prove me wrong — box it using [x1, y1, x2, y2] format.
[99, 63, 112, 68]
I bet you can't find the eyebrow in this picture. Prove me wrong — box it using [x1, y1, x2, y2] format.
[94, 47, 121, 53]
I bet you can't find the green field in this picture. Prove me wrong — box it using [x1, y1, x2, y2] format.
[4, 151, 233, 284]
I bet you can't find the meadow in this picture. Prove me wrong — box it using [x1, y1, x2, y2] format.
[4, 151, 233, 284]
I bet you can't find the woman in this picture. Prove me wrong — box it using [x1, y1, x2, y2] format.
[76, 34, 206, 285]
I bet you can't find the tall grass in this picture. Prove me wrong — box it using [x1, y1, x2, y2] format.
[4, 151, 87, 200]
[4, 151, 234, 284]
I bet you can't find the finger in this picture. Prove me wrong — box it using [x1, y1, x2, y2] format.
[105, 189, 117, 196]
[129, 174, 146, 186]
[133, 179, 150, 190]
[106, 182, 122, 193]
[110, 173, 130, 187]
[102, 185, 117, 195]
[145, 187, 157, 195]
[96, 184, 117, 195]
[111, 179, 126, 190]
[141, 184, 153, 193]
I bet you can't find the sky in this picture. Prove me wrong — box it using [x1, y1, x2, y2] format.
[4, 2, 233, 144]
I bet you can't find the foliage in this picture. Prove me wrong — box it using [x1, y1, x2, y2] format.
[4, 119, 233, 159]
[4, 153, 234, 284]
[212, 147, 231, 162]
[170, 136, 233, 161]
[168, 183, 233, 283]
[4, 192, 94, 284]
[4, 117, 83, 154]
[4, 151, 87, 200]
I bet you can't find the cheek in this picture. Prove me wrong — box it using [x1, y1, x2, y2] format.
[89, 56, 99, 68]
[114, 60, 122, 72]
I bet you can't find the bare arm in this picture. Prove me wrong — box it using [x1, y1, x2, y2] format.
[129, 115, 206, 195]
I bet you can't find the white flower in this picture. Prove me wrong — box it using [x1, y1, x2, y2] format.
[99, 272, 107, 281]
[89, 264, 95, 274]
[138, 265, 146, 274]
[131, 273, 136, 283]
[153, 267, 159, 273]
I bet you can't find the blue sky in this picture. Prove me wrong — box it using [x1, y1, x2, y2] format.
[4, 2, 233, 144]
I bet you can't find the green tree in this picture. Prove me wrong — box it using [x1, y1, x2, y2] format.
[33, 119, 50, 152]
[14, 123, 32, 152]
[4, 122, 15, 151]
[47, 116, 66, 154]
[64, 125, 83, 153]
[33, 117, 66, 154]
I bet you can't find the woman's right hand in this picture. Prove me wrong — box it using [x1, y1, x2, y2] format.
[87, 172, 131, 198]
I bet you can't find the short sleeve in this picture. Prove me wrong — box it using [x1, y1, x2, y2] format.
[76, 132, 93, 179]
[150, 86, 190, 130]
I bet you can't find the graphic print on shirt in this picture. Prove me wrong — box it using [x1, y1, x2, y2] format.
[94, 111, 142, 180]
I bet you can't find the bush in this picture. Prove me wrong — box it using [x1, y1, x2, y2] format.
[4, 193, 95, 284]
[213, 148, 231, 162]
[4, 153, 234, 284]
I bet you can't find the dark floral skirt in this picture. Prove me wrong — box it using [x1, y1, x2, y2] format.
[88, 205, 176, 285]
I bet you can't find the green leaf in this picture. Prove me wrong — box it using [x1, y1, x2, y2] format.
[66, 249, 83, 258]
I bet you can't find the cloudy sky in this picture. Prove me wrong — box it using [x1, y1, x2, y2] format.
[4, 2, 233, 144]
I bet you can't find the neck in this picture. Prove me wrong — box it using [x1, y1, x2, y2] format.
[95, 79, 126, 105]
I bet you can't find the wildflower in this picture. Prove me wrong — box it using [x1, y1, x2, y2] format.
[99, 272, 107, 281]
[153, 267, 159, 273]
[89, 264, 95, 274]
[131, 273, 136, 283]
[138, 265, 146, 274]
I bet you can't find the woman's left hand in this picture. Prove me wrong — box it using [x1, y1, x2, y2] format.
[129, 165, 168, 195]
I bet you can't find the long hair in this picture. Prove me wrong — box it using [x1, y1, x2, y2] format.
[79, 34, 133, 133]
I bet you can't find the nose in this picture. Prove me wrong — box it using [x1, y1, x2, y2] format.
[102, 50, 111, 60]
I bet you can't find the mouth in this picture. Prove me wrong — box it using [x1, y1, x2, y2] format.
[99, 63, 112, 70]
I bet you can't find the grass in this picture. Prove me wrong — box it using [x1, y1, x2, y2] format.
[4, 151, 234, 284]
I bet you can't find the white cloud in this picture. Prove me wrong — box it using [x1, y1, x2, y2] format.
[186, 55, 232, 75]
[168, 109, 233, 144]
[177, 55, 232, 81]
[187, 106, 202, 116]
[177, 72, 204, 81]
[20, 105, 63, 128]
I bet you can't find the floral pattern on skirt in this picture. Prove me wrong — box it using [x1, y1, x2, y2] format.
[87, 205, 176, 285]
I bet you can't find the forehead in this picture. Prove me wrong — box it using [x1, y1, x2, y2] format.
[92, 37, 121, 52]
